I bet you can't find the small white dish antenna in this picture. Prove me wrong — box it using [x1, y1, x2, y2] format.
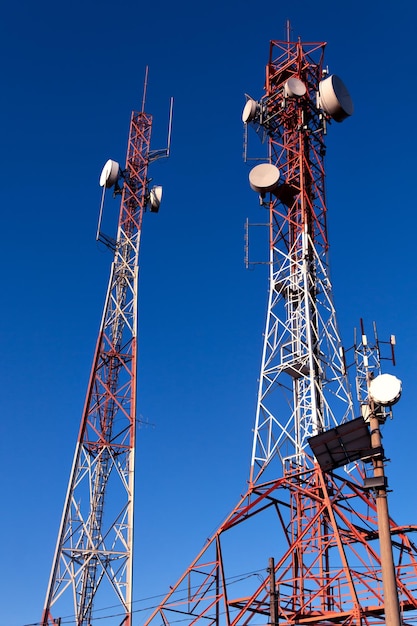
[249, 163, 280, 193]
[149, 185, 163, 213]
[284, 77, 306, 98]
[368, 373, 402, 406]
[99, 159, 120, 188]
[319, 75, 353, 122]
[242, 99, 259, 123]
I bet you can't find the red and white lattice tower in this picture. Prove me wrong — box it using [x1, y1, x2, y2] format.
[42, 91, 167, 626]
[143, 36, 417, 626]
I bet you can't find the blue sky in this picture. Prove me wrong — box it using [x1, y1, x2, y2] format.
[1, 1, 417, 624]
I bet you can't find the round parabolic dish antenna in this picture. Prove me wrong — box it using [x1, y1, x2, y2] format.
[284, 77, 306, 98]
[99, 159, 120, 188]
[149, 185, 163, 212]
[242, 99, 258, 123]
[368, 373, 402, 406]
[249, 163, 280, 193]
[319, 75, 354, 122]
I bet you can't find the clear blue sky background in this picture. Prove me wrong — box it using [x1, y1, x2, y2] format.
[1, 1, 416, 624]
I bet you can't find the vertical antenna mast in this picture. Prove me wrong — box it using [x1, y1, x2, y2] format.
[142, 65, 149, 112]
[286, 18, 291, 42]
[42, 82, 167, 626]
[143, 33, 417, 626]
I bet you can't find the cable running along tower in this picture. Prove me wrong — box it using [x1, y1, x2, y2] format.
[42, 86, 170, 626]
[143, 36, 417, 626]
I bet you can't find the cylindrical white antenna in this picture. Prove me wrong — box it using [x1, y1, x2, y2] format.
[249, 163, 280, 193]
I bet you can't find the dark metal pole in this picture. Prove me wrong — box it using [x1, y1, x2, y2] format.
[368, 385, 401, 626]
[269, 557, 278, 626]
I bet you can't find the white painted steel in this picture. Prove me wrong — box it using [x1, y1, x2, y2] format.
[250, 219, 354, 481]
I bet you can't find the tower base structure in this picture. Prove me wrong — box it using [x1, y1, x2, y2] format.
[144, 462, 417, 626]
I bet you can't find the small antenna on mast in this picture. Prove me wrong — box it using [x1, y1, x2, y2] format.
[148, 97, 174, 162]
[286, 19, 291, 42]
[142, 66, 149, 113]
[166, 97, 174, 157]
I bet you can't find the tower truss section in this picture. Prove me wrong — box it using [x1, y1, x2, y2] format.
[249, 40, 353, 485]
[143, 37, 417, 626]
[42, 107, 154, 626]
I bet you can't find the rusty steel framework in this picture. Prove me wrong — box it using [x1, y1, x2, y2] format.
[143, 38, 417, 626]
[42, 106, 154, 626]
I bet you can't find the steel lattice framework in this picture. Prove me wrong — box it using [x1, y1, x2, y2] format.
[143, 38, 417, 626]
[249, 41, 353, 485]
[42, 108, 153, 626]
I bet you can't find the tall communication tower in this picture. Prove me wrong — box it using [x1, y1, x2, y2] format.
[143, 36, 417, 626]
[41, 83, 171, 626]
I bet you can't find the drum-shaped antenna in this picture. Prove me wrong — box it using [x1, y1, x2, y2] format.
[149, 185, 163, 212]
[368, 373, 402, 406]
[284, 77, 306, 98]
[99, 159, 120, 188]
[319, 75, 353, 122]
[242, 99, 259, 123]
[249, 163, 280, 193]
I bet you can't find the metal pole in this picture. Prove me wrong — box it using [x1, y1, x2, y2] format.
[368, 391, 401, 626]
[269, 557, 278, 626]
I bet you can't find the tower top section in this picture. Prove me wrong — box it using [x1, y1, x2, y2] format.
[244, 38, 353, 153]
